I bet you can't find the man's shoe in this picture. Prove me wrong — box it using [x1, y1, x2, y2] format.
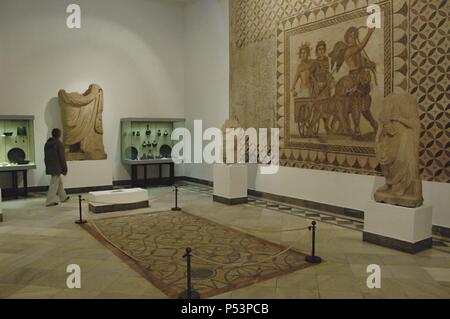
[46, 202, 58, 207]
[62, 196, 70, 203]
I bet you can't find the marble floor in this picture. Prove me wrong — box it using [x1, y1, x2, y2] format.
[0, 183, 449, 299]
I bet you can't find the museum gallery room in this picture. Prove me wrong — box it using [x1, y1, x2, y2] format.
[0, 0, 449, 301]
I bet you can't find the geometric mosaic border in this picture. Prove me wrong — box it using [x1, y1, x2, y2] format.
[231, 0, 343, 49]
[409, 0, 450, 183]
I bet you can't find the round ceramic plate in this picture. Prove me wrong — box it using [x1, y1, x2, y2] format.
[17, 127, 27, 137]
[159, 144, 172, 158]
[125, 147, 139, 160]
[7, 148, 26, 163]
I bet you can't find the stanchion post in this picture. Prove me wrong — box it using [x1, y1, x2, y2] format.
[171, 185, 181, 211]
[305, 221, 322, 264]
[178, 247, 200, 300]
[75, 195, 87, 225]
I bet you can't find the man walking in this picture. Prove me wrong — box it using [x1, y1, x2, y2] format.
[45, 128, 70, 207]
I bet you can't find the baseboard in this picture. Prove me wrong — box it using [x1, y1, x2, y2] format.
[2, 185, 113, 195]
[1, 177, 186, 199]
[1, 185, 113, 198]
[213, 195, 248, 205]
[363, 232, 433, 254]
[182, 177, 363, 219]
[113, 180, 131, 187]
[181, 176, 213, 187]
[432, 225, 450, 239]
[1, 186, 47, 199]
[247, 189, 364, 220]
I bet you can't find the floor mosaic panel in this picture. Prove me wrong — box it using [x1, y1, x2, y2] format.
[83, 210, 315, 298]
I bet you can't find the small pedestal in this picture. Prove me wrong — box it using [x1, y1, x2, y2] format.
[213, 164, 248, 205]
[88, 188, 149, 214]
[363, 201, 432, 254]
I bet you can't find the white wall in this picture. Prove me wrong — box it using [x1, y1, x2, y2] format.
[183, 0, 230, 180]
[183, 0, 450, 229]
[0, 0, 186, 187]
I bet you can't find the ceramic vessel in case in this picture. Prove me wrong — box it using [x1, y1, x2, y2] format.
[0, 116, 35, 168]
[121, 118, 185, 163]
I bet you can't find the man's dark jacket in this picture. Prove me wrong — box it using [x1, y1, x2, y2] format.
[44, 137, 68, 176]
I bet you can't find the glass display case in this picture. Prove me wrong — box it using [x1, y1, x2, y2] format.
[121, 118, 185, 164]
[0, 115, 36, 171]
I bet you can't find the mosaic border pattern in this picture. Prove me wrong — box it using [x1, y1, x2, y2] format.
[409, 0, 450, 183]
[231, 0, 342, 49]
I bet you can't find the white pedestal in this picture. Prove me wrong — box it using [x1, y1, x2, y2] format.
[63, 159, 113, 189]
[213, 164, 248, 205]
[88, 188, 149, 214]
[363, 200, 433, 253]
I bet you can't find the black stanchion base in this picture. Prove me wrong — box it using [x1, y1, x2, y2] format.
[171, 207, 182, 211]
[305, 255, 322, 264]
[75, 220, 88, 225]
[178, 290, 200, 300]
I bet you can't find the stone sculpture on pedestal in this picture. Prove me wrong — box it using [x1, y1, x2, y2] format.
[215, 118, 249, 205]
[374, 93, 423, 208]
[58, 84, 107, 161]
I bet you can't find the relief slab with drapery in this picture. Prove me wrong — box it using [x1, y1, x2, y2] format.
[58, 84, 107, 161]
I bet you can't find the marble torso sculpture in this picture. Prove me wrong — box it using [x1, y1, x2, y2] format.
[58, 84, 107, 161]
[374, 93, 423, 208]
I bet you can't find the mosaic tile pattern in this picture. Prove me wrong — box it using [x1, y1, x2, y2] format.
[231, 0, 340, 48]
[409, 0, 450, 183]
[86, 210, 313, 299]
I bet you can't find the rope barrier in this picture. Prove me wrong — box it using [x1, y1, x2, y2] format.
[305, 221, 322, 264]
[177, 187, 209, 195]
[178, 248, 201, 300]
[171, 186, 182, 211]
[75, 195, 87, 225]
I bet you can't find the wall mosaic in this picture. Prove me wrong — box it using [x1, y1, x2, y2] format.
[230, 0, 449, 183]
[409, 0, 449, 183]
